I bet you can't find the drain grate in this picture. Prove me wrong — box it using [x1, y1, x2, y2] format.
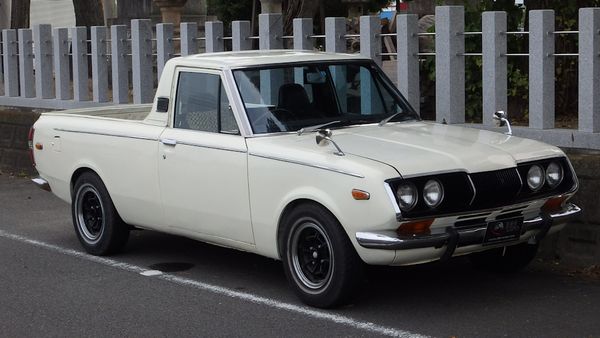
[148, 262, 194, 272]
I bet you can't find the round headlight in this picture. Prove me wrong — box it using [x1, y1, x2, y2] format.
[423, 179, 444, 208]
[546, 162, 563, 188]
[527, 165, 545, 191]
[396, 183, 417, 211]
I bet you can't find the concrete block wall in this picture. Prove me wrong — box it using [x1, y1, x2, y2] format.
[0, 108, 40, 175]
[539, 149, 600, 266]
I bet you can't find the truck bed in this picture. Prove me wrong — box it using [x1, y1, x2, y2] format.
[46, 104, 152, 121]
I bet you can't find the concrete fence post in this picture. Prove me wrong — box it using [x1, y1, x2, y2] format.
[206, 21, 224, 53]
[259, 13, 283, 103]
[232, 21, 251, 51]
[71, 26, 89, 101]
[360, 15, 381, 66]
[326, 17, 347, 112]
[33, 24, 53, 99]
[482, 11, 507, 126]
[293, 18, 312, 50]
[325, 17, 345, 53]
[91, 26, 108, 103]
[579, 8, 600, 132]
[259, 13, 283, 50]
[529, 10, 555, 129]
[53, 28, 70, 100]
[435, 6, 465, 124]
[156, 23, 173, 80]
[111, 25, 128, 104]
[397, 14, 420, 115]
[0, 32, 3, 96]
[2, 29, 19, 97]
[18, 29, 35, 98]
[180, 22, 198, 56]
[131, 19, 153, 104]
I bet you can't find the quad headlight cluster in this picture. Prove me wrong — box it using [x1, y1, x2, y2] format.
[526, 161, 564, 191]
[396, 179, 444, 212]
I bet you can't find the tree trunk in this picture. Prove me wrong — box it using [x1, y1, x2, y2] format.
[10, 0, 31, 29]
[72, 0, 104, 27]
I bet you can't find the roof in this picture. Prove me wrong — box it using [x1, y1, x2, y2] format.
[174, 50, 370, 69]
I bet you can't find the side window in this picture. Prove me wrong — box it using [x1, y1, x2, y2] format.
[174, 72, 239, 134]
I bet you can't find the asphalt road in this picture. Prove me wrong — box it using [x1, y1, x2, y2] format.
[1, 174, 599, 337]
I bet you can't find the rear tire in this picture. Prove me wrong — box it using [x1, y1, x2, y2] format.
[469, 242, 538, 272]
[72, 172, 129, 255]
[280, 203, 363, 308]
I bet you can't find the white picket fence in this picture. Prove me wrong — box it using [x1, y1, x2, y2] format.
[1, 6, 600, 149]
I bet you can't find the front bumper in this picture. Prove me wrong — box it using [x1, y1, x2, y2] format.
[356, 203, 581, 251]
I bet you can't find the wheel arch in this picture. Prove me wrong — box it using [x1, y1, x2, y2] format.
[70, 167, 100, 197]
[276, 198, 351, 259]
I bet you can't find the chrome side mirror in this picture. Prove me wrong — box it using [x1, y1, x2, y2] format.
[315, 129, 344, 156]
[493, 110, 512, 135]
[315, 129, 333, 146]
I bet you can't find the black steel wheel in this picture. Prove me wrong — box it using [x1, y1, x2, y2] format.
[281, 203, 363, 308]
[72, 172, 129, 255]
[469, 242, 539, 272]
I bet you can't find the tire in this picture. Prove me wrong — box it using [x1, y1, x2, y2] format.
[72, 172, 129, 255]
[280, 203, 363, 308]
[469, 242, 539, 272]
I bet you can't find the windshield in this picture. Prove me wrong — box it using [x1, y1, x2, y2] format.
[232, 61, 419, 134]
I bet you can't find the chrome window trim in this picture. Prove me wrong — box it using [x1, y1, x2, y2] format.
[248, 153, 364, 178]
[54, 128, 157, 142]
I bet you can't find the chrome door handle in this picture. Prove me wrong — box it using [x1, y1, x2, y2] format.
[160, 138, 177, 146]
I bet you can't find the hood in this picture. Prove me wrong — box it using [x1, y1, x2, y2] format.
[334, 122, 564, 176]
[246, 122, 565, 177]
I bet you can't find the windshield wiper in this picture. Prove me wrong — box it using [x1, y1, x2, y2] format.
[297, 120, 342, 136]
[378, 112, 401, 127]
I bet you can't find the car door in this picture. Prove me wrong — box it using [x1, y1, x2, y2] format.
[158, 68, 254, 244]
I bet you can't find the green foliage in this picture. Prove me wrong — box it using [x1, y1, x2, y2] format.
[207, 0, 254, 31]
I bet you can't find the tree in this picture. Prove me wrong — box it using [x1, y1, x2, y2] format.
[72, 0, 104, 27]
[10, 0, 30, 29]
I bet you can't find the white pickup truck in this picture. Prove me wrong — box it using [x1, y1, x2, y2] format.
[31, 50, 580, 308]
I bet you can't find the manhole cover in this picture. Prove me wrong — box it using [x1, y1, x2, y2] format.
[148, 262, 194, 272]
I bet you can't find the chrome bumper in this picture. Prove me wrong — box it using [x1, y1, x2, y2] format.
[356, 203, 581, 251]
[31, 177, 52, 192]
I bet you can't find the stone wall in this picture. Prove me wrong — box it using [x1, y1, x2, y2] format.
[0, 108, 41, 175]
[0, 106, 598, 266]
[539, 149, 600, 266]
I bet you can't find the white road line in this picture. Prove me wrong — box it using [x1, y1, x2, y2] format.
[0, 230, 428, 338]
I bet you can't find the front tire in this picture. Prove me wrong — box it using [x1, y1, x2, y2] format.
[72, 172, 129, 255]
[281, 203, 363, 308]
[469, 242, 539, 272]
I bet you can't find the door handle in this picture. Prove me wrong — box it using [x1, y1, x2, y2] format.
[160, 138, 177, 146]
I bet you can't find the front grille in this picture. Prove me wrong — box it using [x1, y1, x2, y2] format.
[470, 168, 522, 209]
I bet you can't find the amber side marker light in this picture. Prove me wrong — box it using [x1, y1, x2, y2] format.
[35, 143, 43, 150]
[542, 196, 568, 213]
[352, 189, 370, 200]
[397, 219, 434, 236]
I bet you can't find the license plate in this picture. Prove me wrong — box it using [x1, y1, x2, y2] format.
[483, 217, 523, 245]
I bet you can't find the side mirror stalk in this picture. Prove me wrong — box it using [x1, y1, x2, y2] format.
[493, 110, 512, 136]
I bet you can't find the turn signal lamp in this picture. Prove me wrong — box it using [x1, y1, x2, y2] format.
[542, 196, 568, 213]
[352, 189, 370, 200]
[397, 219, 434, 236]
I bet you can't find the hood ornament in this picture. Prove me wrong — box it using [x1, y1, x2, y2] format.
[493, 110, 512, 135]
[316, 129, 345, 156]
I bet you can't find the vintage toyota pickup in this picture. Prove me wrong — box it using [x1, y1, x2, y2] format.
[31, 50, 580, 308]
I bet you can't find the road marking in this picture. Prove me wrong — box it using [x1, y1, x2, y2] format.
[0, 230, 428, 338]
[140, 269, 163, 276]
